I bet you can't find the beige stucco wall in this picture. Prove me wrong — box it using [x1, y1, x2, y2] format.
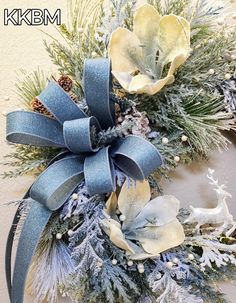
[0, 1, 235, 302]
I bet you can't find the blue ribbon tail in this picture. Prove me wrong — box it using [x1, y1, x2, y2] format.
[12, 202, 52, 303]
[38, 80, 87, 124]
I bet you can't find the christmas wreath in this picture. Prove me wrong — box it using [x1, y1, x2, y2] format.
[3, 1, 236, 303]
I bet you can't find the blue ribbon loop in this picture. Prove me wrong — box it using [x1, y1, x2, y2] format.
[112, 135, 163, 180]
[84, 58, 115, 129]
[6, 111, 65, 147]
[30, 155, 85, 211]
[5, 58, 163, 303]
[84, 147, 116, 196]
[63, 117, 101, 153]
[38, 80, 86, 123]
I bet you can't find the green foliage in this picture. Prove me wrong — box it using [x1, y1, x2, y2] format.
[44, 0, 105, 90]
[2, 145, 59, 178]
[15, 69, 49, 109]
[42, 213, 82, 241]
[161, 0, 190, 16]
[136, 29, 236, 172]
[4, 69, 59, 178]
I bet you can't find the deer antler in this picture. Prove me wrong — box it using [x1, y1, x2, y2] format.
[208, 169, 231, 198]
[207, 169, 219, 187]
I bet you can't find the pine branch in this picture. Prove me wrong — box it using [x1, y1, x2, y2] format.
[15, 68, 49, 109]
[96, 121, 135, 146]
[44, 0, 105, 87]
[27, 239, 75, 303]
[2, 145, 59, 178]
[100, 262, 139, 303]
[148, 272, 203, 303]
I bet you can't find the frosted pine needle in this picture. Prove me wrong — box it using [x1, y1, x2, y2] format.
[27, 239, 75, 303]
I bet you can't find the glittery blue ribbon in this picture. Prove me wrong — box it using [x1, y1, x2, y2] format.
[5, 58, 163, 303]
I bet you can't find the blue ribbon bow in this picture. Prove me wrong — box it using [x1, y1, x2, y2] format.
[6, 58, 163, 209]
[5, 58, 163, 303]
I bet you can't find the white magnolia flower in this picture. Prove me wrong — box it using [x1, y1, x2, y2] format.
[102, 180, 185, 260]
[108, 4, 190, 95]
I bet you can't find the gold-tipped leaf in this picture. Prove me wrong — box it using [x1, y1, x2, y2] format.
[129, 74, 174, 95]
[126, 240, 158, 260]
[106, 192, 118, 219]
[103, 218, 134, 253]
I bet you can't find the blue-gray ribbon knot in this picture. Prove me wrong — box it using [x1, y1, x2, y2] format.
[6, 58, 163, 211]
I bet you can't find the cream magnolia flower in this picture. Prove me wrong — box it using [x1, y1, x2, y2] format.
[108, 3, 190, 95]
[102, 180, 185, 260]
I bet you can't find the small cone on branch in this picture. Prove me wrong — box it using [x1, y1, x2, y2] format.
[58, 75, 73, 92]
[30, 76, 76, 117]
[31, 97, 52, 117]
[69, 92, 79, 103]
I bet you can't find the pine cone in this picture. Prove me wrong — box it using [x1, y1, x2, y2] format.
[69, 92, 79, 103]
[31, 97, 52, 117]
[58, 75, 73, 92]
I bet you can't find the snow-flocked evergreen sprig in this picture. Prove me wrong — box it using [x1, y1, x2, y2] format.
[26, 239, 75, 303]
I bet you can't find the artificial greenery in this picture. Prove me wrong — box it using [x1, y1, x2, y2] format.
[2, 145, 59, 179]
[15, 69, 49, 109]
[44, 0, 104, 91]
[2, 69, 60, 178]
[27, 191, 236, 303]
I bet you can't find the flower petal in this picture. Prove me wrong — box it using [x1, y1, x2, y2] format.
[128, 74, 154, 93]
[106, 192, 118, 219]
[118, 180, 151, 230]
[128, 219, 185, 255]
[126, 240, 158, 260]
[128, 74, 174, 95]
[102, 218, 135, 253]
[157, 14, 190, 65]
[130, 195, 181, 229]
[133, 4, 161, 72]
[108, 27, 142, 73]
[167, 54, 186, 76]
[112, 71, 133, 91]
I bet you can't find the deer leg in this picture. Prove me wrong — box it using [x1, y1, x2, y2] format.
[194, 223, 202, 234]
[226, 221, 236, 237]
[213, 222, 227, 236]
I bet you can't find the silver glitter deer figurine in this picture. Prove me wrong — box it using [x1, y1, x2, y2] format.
[185, 169, 236, 237]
